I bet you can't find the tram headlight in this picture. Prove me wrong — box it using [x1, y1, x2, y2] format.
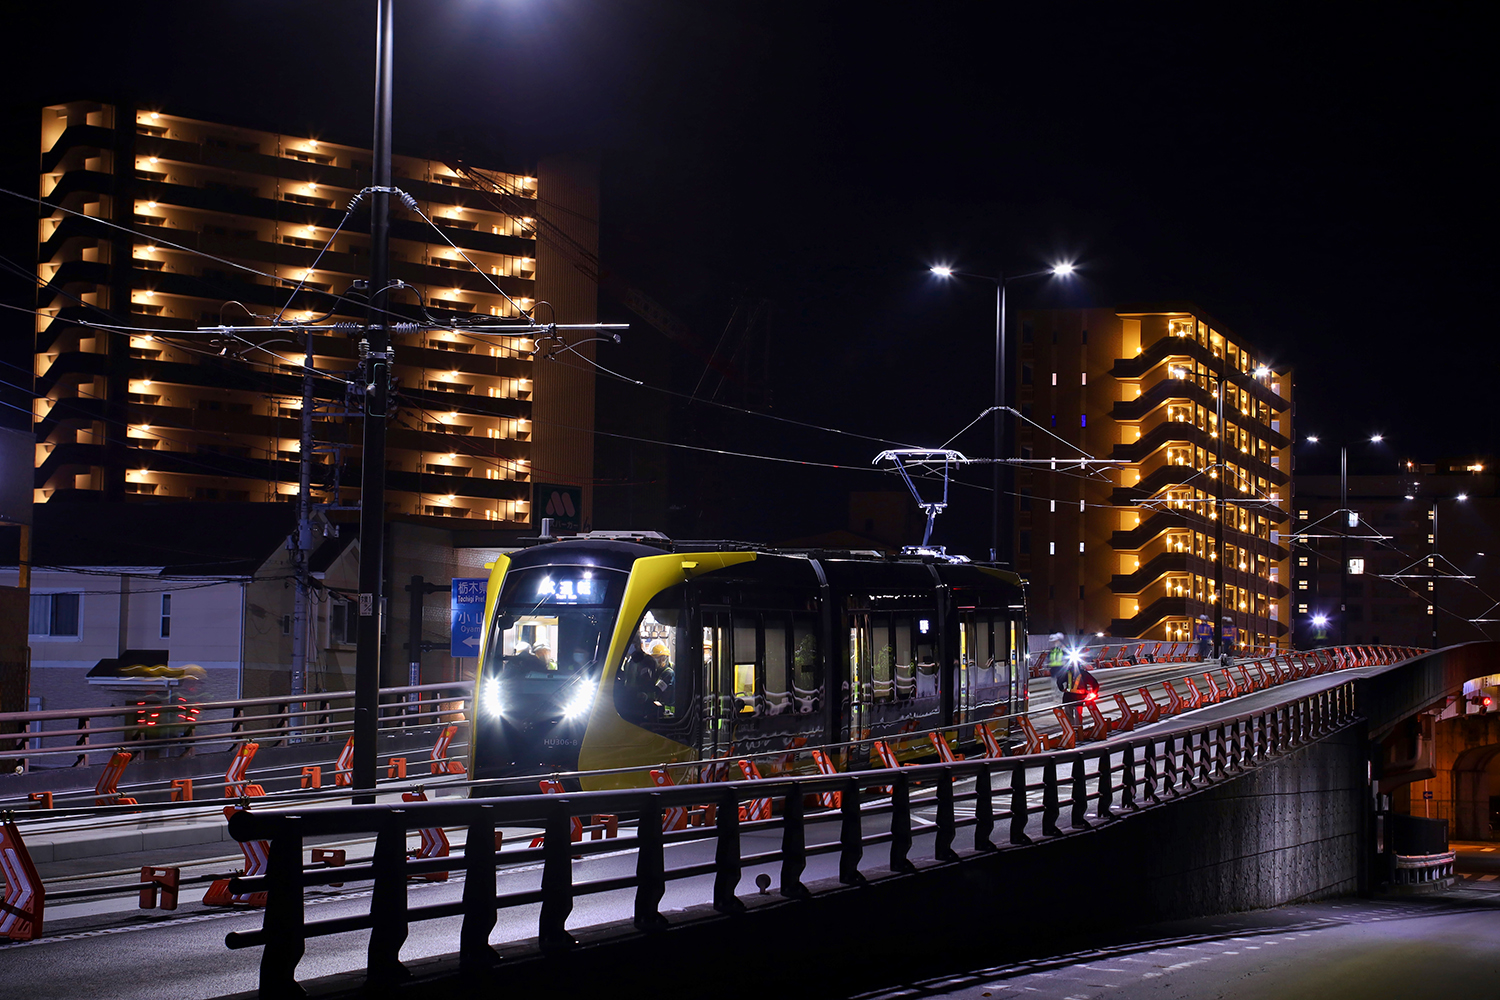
[562, 684, 594, 721]
[480, 676, 504, 718]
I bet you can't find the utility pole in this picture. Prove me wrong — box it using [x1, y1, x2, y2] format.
[289, 330, 315, 736]
[353, 0, 395, 798]
[1213, 368, 1226, 659]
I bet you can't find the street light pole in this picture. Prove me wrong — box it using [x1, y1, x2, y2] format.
[1339, 443, 1348, 646]
[1213, 372, 1225, 659]
[353, 0, 395, 798]
[931, 262, 1074, 567]
[993, 275, 1007, 565]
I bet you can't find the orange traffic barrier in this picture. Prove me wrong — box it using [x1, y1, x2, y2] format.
[1, 816, 44, 941]
[170, 778, 193, 802]
[401, 791, 450, 882]
[1112, 692, 1138, 732]
[1016, 716, 1057, 754]
[736, 759, 772, 821]
[333, 736, 355, 787]
[1137, 687, 1163, 725]
[299, 766, 322, 789]
[139, 866, 179, 910]
[1203, 672, 1225, 703]
[650, 769, 690, 831]
[809, 749, 842, 808]
[530, 779, 619, 847]
[650, 768, 716, 828]
[974, 723, 1005, 758]
[311, 847, 346, 888]
[872, 740, 901, 770]
[430, 725, 465, 775]
[204, 806, 268, 907]
[928, 731, 964, 763]
[95, 750, 138, 807]
[1161, 681, 1188, 716]
[1183, 677, 1206, 709]
[27, 792, 52, 810]
[387, 757, 408, 779]
[224, 742, 265, 798]
[1083, 698, 1114, 741]
[1050, 707, 1078, 749]
[1219, 668, 1240, 699]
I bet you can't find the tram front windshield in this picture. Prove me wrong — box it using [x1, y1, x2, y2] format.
[482, 567, 626, 709]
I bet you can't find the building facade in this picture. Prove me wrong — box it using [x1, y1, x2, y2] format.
[33, 101, 598, 527]
[1015, 306, 1293, 651]
[1291, 465, 1498, 649]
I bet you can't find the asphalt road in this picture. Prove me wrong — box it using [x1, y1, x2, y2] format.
[849, 878, 1500, 1000]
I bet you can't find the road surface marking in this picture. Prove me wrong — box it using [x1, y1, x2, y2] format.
[1480, 874, 1497, 881]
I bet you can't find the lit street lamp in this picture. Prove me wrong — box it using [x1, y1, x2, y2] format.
[929, 261, 1075, 565]
[1302, 432, 1386, 646]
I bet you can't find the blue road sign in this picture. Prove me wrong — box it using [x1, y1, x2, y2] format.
[451, 578, 487, 658]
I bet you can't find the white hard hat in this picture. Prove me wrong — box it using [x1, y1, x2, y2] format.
[1049, 633, 1065, 643]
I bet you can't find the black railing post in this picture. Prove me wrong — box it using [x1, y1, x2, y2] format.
[839, 777, 866, 884]
[258, 817, 305, 998]
[1009, 764, 1032, 844]
[1198, 730, 1212, 784]
[780, 783, 810, 897]
[538, 802, 577, 950]
[890, 772, 915, 872]
[366, 812, 411, 984]
[635, 793, 668, 929]
[1041, 758, 1062, 836]
[1121, 742, 1137, 810]
[1096, 749, 1114, 819]
[1163, 735, 1180, 795]
[1143, 739, 1159, 804]
[1068, 756, 1091, 829]
[713, 787, 745, 913]
[935, 767, 958, 861]
[974, 765, 997, 851]
[460, 805, 498, 974]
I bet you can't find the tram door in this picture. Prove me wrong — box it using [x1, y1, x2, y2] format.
[848, 614, 871, 742]
[959, 612, 1013, 728]
[700, 609, 734, 762]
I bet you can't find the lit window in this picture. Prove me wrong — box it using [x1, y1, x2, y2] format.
[1048, 541, 1056, 555]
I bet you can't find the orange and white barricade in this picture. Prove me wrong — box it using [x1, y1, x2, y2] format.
[650, 769, 690, 831]
[1203, 672, 1225, 703]
[95, 750, 137, 807]
[224, 741, 265, 797]
[809, 750, 842, 808]
[1220, 668, 1241, 699]
[1050, 707, 1077, 749]
[333, 735, 355, 787]
[204, 806, 268, 906]
[1137, 687, 1163, 725]
[974, 723, 1005, 758]
[430, 724, 466, 775]
[1161, 681, 1188, 715]
[736, 760, 772, 822]
[928, 731, 963, 763]
[530, 779, 618, 847]
[1183, 677, 1207, 708]
[1, 817, 44, 941]
[1112, 691, 1138, 732]
[401, 791, 449, 882]
[1083, 699, 1114, 741]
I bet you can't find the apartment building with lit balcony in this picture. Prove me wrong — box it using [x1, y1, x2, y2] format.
[1015, 306, 1293, 651]
[32, 101, 598, 527]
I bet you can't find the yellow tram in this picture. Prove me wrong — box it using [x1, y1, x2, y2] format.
[469, 532, 1029, 791]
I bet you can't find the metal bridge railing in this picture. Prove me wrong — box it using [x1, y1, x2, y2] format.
[224, 680, 1360, 996]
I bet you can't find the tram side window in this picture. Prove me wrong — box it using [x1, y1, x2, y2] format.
[613, 587, 692, 733]
[764, 619, 790, 714]
[894, 618, 914, 699]
[871, 617, 894, 704]
[791, 615, 820, 712]
[733, 617, 758, 714]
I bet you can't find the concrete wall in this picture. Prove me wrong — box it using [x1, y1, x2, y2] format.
[470, 725, 1369, 1000]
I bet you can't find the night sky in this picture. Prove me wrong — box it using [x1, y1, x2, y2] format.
[1, 3, 1491, 549]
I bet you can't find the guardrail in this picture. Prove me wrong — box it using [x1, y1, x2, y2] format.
[224, 679, 1360, 996]
[0, 681, 471, 767]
